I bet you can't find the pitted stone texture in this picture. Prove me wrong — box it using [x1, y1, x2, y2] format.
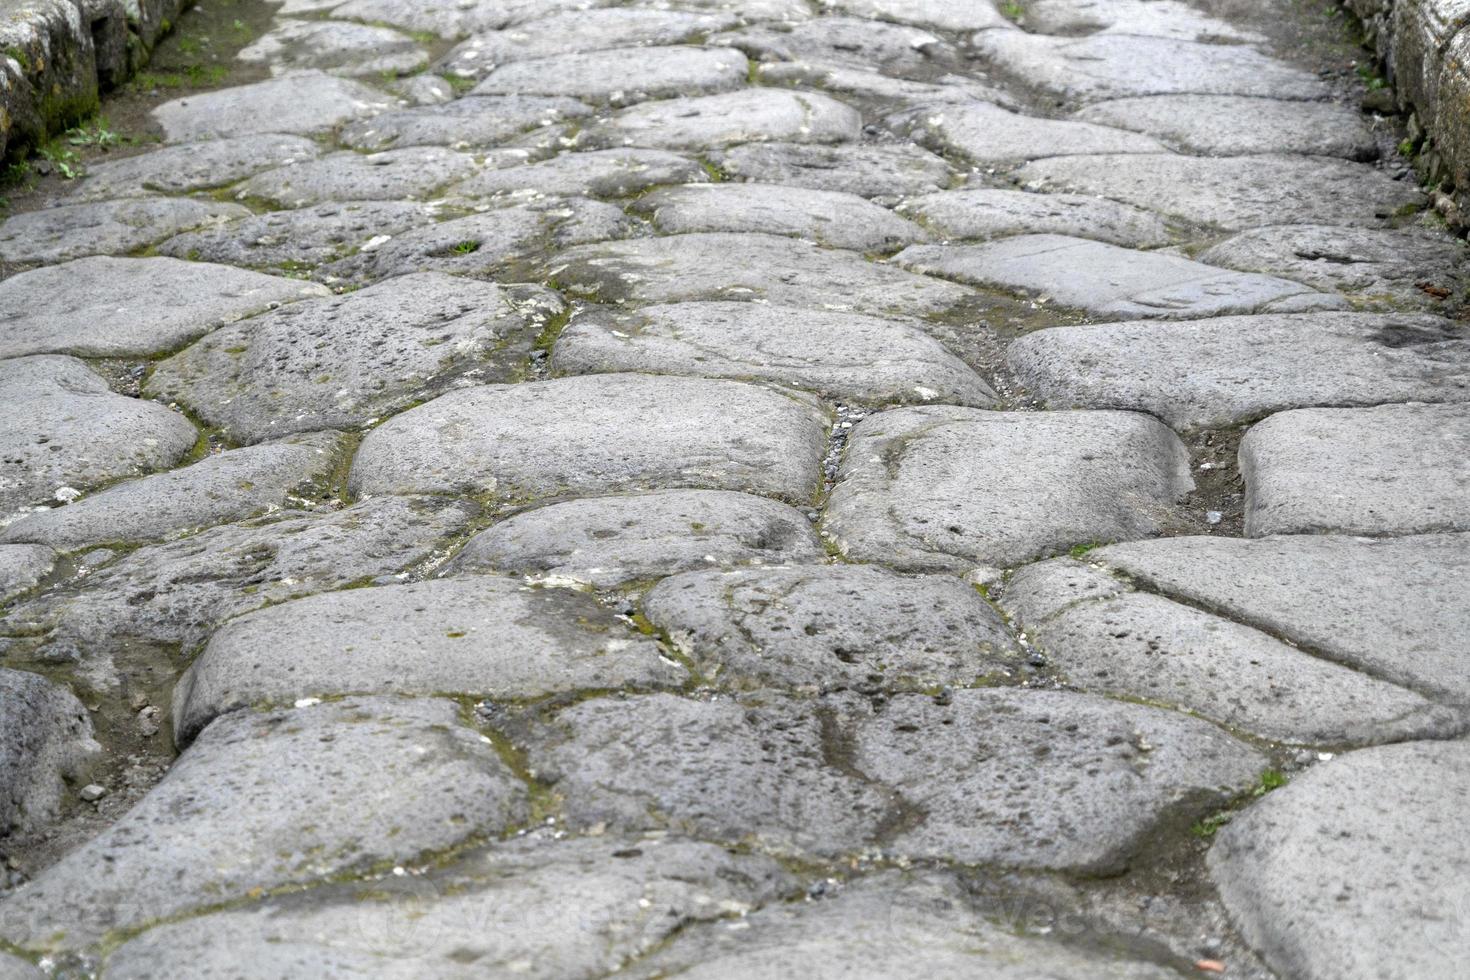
[471, 46, 746, 104]
[325, 199, 635, 281]
[174, 577, 682, 745]
[552, 302, 994, 406]
[445, 490, 826, 589]
[0, 356, 196, 522]
[755, 61, 1006, 106]
[716, 16, 960, 76]
[823, 407, 1193, 569]
[234, 147, 479, 208]
[441, 9, 739, 77]
[0, 698, 529, 951]
[332, 0, 624, 38]
[548, 233, 973, 317]
[1004, 559, 1460, 746]
[339, 96, 591, 150]
[819, 0, 1008, 30]
[152, 71, 395, 141]
[889, 101, 1164, 165]
[855, 688, 1264, 871]
[523, 692, 894, 856]
[67, 135, 322, 201]
[0, 546, 54, 604]
[630, 870, 1179, 980]
[0, 197, 249, 264]
[239, 18, 428, 77]
[710, 141, 953, 199]
[634, 183, 928, 251]
[157, 200, 444, 274]
[1074, 95, 1378, 159]
[1199, 224, 1468, 311]
[449, 148, 709, 200]
[1008, 312, 1470, 430]
[1092, 534, 1470, 704]
[643, 564, 1020, 692]
[1017, 154, 1425, 231]
[671, 0, 814, 17]
[971, 32, 1328, 103]
[897, 236, 1338, 319]
[350, 374, 828, 506]
[146, 273, 565, 444]
[581, 89, 862, 150]
[0, 953, 39, 979]
[0, 497, 475, 679]
[0, 669, 99, 836]
[0, 257, 329, 358]
[1241, 404, 1470, 537]
[1020, 0, 1264, 42]
[899, 189, 1171, 248]
[0, 432, 348, 552]
[1209, 741, 1470, 980]
[101, 835, 791, 980]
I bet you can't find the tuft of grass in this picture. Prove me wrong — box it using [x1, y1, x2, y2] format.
[1191, 770, 1289, 838]
[452, 240, 482, 255]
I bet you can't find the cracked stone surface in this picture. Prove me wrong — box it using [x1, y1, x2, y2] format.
[552, 301, 995, 406]
[1, 0, 1464, 972]
[445, 489, 826, 589]
[824, 407, 1193, 569]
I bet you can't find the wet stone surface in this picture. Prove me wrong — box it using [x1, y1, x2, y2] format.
[0, 0, 1464, 973]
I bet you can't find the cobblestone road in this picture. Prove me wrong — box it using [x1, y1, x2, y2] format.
[1, 0, 1468, 977]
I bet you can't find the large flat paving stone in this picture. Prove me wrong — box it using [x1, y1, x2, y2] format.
[972, 32, 1328, 103]
[471, 45, 747, 104]
[629, 870, 1177, 979]
[1074, 95, 1378, 159]
[101, 835, 791, 980]
[0, 257, 329, 358]
[238, 18, 429, 77]
[66, 134, 322, 201]
[1017, 154, 1425, 230]
[174, 576, 682, 745]
[1240, 403, 1470, 537]
[334, 0, 626, 38]
[1089, 534, 1470, 704]
[0, 356, 197, 522]
[643, 564, 1021, 692]
[580, 89, 862, 150]
[152, 71, 396, 141]
[899, 188, 1171, 248]
[552, 301, 995, 406]
[145, 272, 565, 444]
[447, 148, 709, 200]
[819, 0, 1009, 30]
[323, 199, 635, 281]
[0, 697, 529, 951]
[444, 490, 826, 589]
[1002, 558, 1460, 746]
[440, 9, 739, 77]
[0, 197, 249, 264]
[338, 95, 591, 151]
[547, 232, 973, 317]
[233, 146, 480, 208]
[157, 200, 445, 274]
[0, 953, 38, 979]
[854, 688, 1265, 871]
[1199, 224, 1468, 311]
[0, 432, 349, 552]
[633, 183, 928, 251]
[889, 100, 1164, 165]
[896, 235, 1340, 319]
[822, 406, 1193, 569]
[1019, 0, 1263, 41]
[0, 669, 98, 837]
[755, 59, 1006, 106]
[715, 16, 960, 76]
[349, 374, 829, 506]
[522, 692, 895, 856]
[0, 497, 475, 683]
[1209, 741, 1470, 980]
[709, 140, 953, 199]
[1008, 312, 1470, 430]
[0, 545, 54, 604]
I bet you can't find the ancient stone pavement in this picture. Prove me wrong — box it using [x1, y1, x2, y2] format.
[1, 0, 1468, 976]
